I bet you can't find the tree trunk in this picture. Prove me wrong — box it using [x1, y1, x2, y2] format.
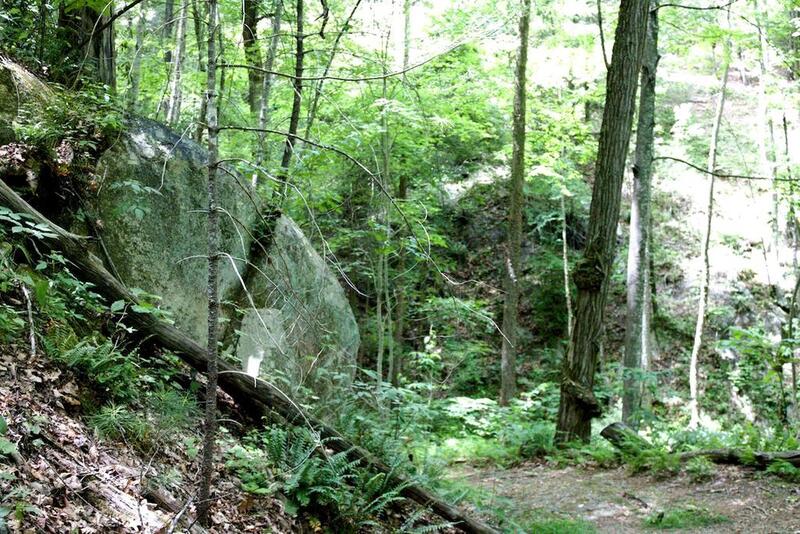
[499, 0, 531, 406]
[622, 1, 658, 428]
[127, 10, 146, 113]
[555, 0, 649, 444]
[197, 0, 219, 524]
[688, 25, 730, 430]
[276, 0, 305, 203]
[164, 0, 175, 41]
[561, 194, 573, 340]
[243, 0, 264, 116]
[165, 0, 189, 126]
[754, 1, 780, 275]
[58, 5, 117, 90]
[389, 0, 412, 387]
[255, 0, 283, 171]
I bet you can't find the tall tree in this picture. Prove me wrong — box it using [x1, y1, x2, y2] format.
[255, 0, 283, 170]
[58, 4, 117, 90]
[688, 19, 731, 429]
[277, 0, 305, 202]
[500, 0, 531, 406]
[555, 0, 649, 443]
[243, 0, 264, 116]
[165, 0, 189, 126]
[389, 0, 413, 388]
[126, 9, 146, 113]
[622, 0, 659, 427]
[197, 0, 220, 524]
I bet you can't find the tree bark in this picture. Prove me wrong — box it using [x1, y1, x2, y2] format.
[389, 0, 412, 387]
[255, 0, 283, 170]
[754, 1, 780, 275]
[126, 10, 146, 113]
[243, 0, 264, 116]
[623, 1, 658, 428]
[554, 0, 649, 443]
[197, 0, 219, 524]
[0, 181, 499, 534]
[688, 23, 730, 430]
[166, 0, 189, 126]
[561, 194, 573, 340]
[276, 0, 305, 203]
[499, 0, 531, 406]
[58, 5, 117, 90]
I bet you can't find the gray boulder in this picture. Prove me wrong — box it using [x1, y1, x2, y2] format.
[92, 118, 359, 392]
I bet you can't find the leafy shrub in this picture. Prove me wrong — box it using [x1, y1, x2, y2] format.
[226, 425, 412, 530]
[52, 338, 141, 402]
[766, 460, 800, 483]
[685, 456, 715, 482]
[89, 404, 150, 446]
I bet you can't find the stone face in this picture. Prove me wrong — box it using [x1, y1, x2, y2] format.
[94, 118, 256, 343]
[0, 63, 18, 144]
[235, 216, 360, 391]
[92, 119, 359, 390]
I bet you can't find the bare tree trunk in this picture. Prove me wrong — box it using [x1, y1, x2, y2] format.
[166, 0, 189, 126]
[689, 24, 730, 430]
[555, 0, 649, 444]
[276, 0, 305, 202]
[389, 0, 412, 388]
[197, 0, 219, 524]
[255, 0, 283, 171]
[127, 10, 146, 113]
[622, 0, 658, 428]
[784, 116, 799, 420]
[243, 0, 264, 116]
[499, 0, 531, 406]
[754, 1, 780, 274]
[561, 194, 573, 339]
[58, 6, 117, 90]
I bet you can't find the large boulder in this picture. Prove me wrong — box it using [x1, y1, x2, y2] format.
[91, 118, 359, 392]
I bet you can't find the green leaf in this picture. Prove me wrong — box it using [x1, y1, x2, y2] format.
[110, 300, 125, 313]
[0, 416, 6, 435]
[0, 437, 17, 456]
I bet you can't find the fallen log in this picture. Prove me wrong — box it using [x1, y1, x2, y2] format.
[0, 178, 498, 534]
[601, 422, 800, 469]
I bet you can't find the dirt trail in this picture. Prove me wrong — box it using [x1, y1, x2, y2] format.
[451, 463, 800, 533]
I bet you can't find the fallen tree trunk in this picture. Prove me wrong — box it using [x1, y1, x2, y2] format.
[602, 422, 800, 469]
[0, 178, 498, 534]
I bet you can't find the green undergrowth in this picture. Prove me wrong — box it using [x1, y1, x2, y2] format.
[644, 506, 729, 529]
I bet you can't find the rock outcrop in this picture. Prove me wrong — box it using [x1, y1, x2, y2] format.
[90, 118, 359, 393]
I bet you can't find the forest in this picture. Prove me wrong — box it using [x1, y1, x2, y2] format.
[0, 0, 800, 532]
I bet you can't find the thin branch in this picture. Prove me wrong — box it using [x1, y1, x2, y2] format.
[656, 0, 738, 11]
[219, 41, 464, 82]
[655, 155, 800, 181]
[597, 0, 609, 71]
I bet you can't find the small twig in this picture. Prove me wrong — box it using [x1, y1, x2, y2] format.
[20, 284, 35, 358]
[655, 155, 800, 181]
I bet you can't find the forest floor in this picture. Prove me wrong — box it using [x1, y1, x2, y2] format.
[451, 461, 800, 533]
